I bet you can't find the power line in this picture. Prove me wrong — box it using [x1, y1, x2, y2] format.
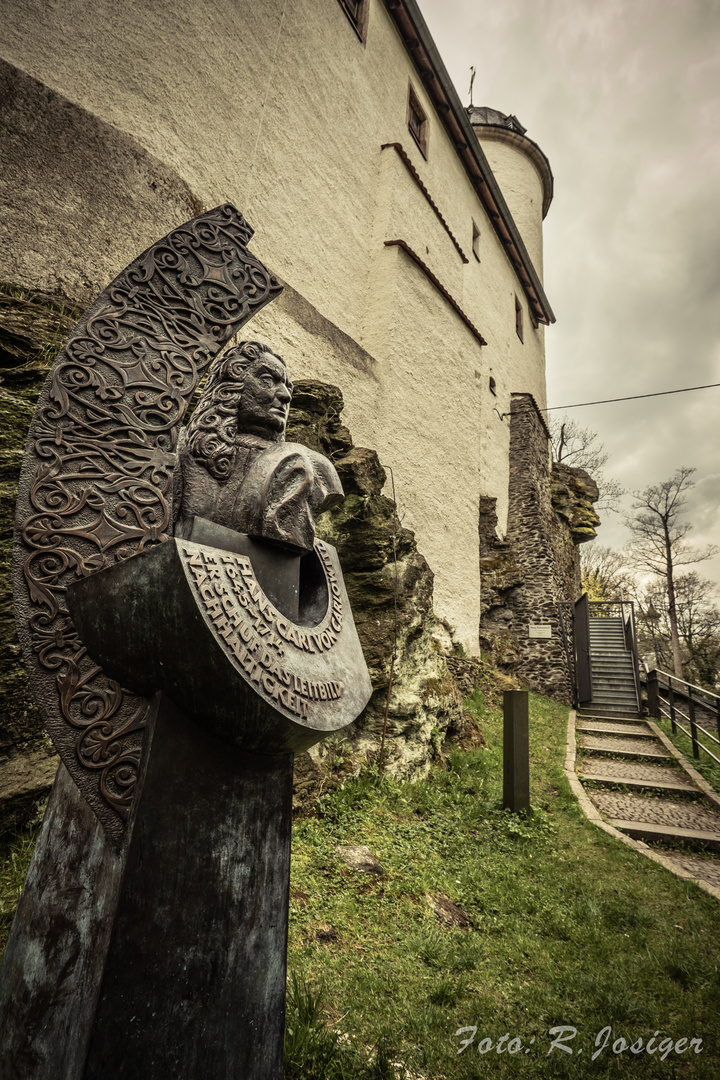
[541, 382, 720, 413]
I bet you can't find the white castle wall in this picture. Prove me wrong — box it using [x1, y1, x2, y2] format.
[472, 130, 548, 283]
[0, 0, 552, 653]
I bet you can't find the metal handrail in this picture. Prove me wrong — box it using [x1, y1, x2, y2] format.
[588, 599, 641, 710]
[646, 668, 720, 766]
[623, 603, 642, 710]
[651, 668, 719, 707]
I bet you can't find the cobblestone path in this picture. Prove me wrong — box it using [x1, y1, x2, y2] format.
[573, 710, 720, 896]
[579, 733, 669, 758]
[580, 757, 697, 791]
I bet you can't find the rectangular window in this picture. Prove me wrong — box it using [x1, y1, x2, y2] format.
[407, 84, 429, 158]
[472, 220, 481, 262]
[337, 0, 368, 42]
[515, 295, 524, 343]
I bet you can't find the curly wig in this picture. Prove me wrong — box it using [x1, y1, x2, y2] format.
[184, 341, 287, 481]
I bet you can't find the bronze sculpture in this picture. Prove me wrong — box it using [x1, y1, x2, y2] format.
[1, 207, 372, 1080]
[175, 339, 343, 552]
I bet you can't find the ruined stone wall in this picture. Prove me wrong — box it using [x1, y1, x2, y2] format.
[479, 393, 599, 700]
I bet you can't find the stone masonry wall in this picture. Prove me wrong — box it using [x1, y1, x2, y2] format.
[479, 393, 599, 701]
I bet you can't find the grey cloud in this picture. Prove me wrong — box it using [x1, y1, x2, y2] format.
[420, 0, 720, 582]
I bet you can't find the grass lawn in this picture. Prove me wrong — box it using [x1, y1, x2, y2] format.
[2, 683, 719, 1078]
[285, 687, 720, 1078]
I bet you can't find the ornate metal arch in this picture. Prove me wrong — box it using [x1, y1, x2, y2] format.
[13, 205, 282, 842]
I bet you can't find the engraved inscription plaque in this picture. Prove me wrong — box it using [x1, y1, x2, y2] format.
[67, 534, 372, 756]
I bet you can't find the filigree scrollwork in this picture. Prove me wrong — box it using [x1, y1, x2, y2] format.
[13, 205, 282, 841]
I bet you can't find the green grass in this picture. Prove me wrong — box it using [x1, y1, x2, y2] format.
[287, 690, 720, 1078]
[0, 822, 40, 954]
[2, 686, 719, 1077]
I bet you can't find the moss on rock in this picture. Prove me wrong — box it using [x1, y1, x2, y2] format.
[550, 461, 601, 544]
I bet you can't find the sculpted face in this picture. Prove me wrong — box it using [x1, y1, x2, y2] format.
[237, 353, 293, 440]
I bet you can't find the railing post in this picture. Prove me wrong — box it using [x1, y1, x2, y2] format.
[628, 603, 641, 711]
[647, 670, 660, 719]
[716, 696, 720, 748]
[688, 687, 699, 759]
[503, 690, 530, 815]
[668, 678, 676, 734]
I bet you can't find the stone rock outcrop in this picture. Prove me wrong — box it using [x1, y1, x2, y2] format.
[427, 892, 472, 929]
[287, 381, 464, 793]
[334, 844, 384, 876]
[550, 462, 600, 544]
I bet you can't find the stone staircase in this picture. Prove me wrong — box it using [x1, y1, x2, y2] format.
[572, 709, 720, 896]
[581, 616, 641, 718]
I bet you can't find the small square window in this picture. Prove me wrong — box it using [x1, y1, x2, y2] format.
[515, 295, 524, 343]
[407, 84, 429, 158]
[337, 0, 368, 42]
[472, 220, 481, 262]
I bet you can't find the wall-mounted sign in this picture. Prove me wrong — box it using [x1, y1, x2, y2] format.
[528, 623, 552, 639]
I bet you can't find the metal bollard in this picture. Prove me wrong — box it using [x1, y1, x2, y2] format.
[503, 690, 530, 814]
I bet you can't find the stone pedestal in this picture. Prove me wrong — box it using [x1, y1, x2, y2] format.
[0, 695, 293, 1080]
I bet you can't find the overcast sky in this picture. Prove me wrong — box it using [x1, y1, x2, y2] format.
[420, 0, 720, 587]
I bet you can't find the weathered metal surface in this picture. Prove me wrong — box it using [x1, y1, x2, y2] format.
[574, 593, 592, 705]
[13, 205, 282, 842]
[0, 758, 138, 1078]
[67, 531, 372, 755]
[187, 517, 302, 621]
[174, 340, 343, 551]
[83, 697, 293, 1080]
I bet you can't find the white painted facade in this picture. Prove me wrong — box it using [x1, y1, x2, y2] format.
[0, 0, 554, 653]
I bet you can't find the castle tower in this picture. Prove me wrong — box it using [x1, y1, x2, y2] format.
[467, 107, 553, 282]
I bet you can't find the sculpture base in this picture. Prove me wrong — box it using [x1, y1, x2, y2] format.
[0, 696, 293, 1080]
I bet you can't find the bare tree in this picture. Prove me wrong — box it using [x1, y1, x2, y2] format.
[580, 542, 635, 600]
[637, 573, 720, 690]
[550, 416, 609, 472]
[625, 467, 719, 679]
[549, 415, 624, 513]
[673, 574, 720, 689]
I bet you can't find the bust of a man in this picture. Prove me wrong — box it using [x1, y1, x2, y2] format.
[174, 341, 342, 551]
